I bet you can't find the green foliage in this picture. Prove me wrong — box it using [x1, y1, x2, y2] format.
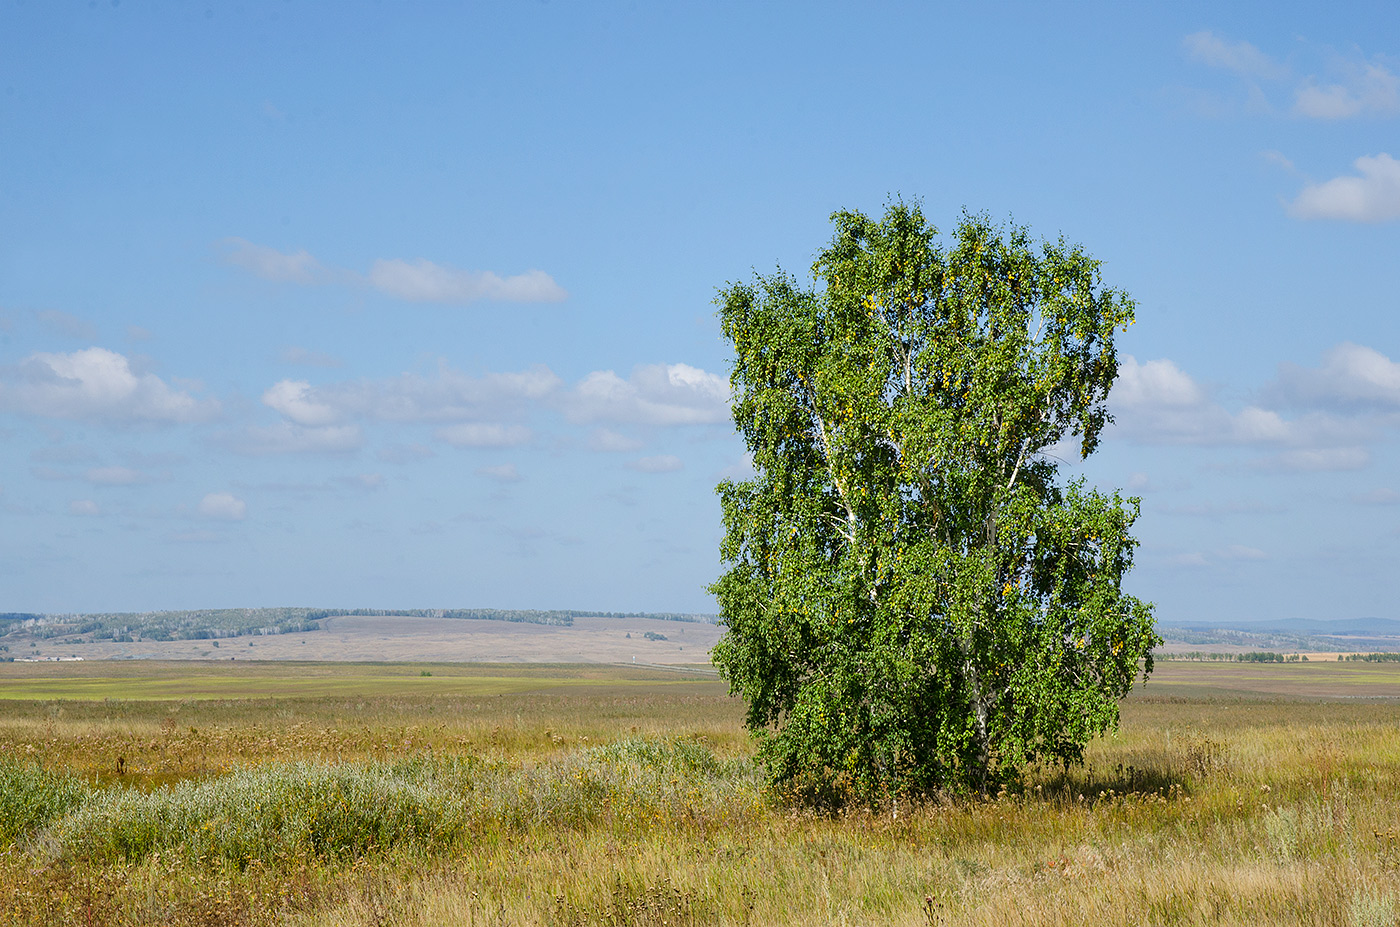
[0, 761, 87, 847]
[711, 201, 1158, 801]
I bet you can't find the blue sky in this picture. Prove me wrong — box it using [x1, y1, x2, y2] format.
[2, 2, 1397, 623]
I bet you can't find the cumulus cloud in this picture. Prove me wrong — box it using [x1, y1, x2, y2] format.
[221, 238, 566, 305]
[0, 348, 219, 424]
[367, 260, 566, 304]
[1267, 342, 1400, 410]
[1184, 30, 1281, 79]
[84, 466, 147, 486]
[1184, 34, 1398, 126]
[1288, 153, 1400, 222]
[435, 423, 532, 448]
[1294, 62, 1400, 119]
[197, 491, 247, 520]
[1111, 356, 1271, 444]
[261, 364, 561, 426]
[629, 454, 684, 473]
[262, 380, 343, 427]
[69, 499, 101, 516]
[475, 463, 522, 482]
[1111, 355, 1373, 469]
[566, 363, 729, 426]
[220, 238, 327, 284]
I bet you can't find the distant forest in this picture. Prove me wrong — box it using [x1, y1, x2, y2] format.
[0, 607, 717, 646]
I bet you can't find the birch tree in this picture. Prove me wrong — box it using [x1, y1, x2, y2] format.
[711, 201, 1159, 802]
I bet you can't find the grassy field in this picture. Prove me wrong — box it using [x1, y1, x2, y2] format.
[2, 660, 1399, 926]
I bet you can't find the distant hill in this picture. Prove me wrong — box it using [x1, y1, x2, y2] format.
[0, 607, 719, 655]
[1159, 616, 1400, 653]
[1168, 617, 1400, 637]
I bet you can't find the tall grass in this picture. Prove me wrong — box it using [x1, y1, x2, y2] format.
[0, 759, 86, 845]
[25, 738, 760, 869]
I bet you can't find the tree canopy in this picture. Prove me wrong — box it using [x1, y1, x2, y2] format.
[710, 201, 1159, 802]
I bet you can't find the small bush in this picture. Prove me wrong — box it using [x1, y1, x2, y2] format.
[0, 760, 89, 847]
[46, 757, 477, 866]
[37, 739, 756, 867]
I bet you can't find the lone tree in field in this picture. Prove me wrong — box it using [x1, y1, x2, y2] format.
[710, 201, 1159, 802]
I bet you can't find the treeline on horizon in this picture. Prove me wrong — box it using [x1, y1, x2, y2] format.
[0, 607, 717, 645]
[1160, 625, 1400, 654]
[1158, 650, 1400, 662]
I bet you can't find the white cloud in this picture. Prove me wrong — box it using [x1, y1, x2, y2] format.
[1220, 545, 1267, 561]
[84, 466, 146, 486]
[1183, 31, 1281, 79]
[1354, 488, 1400, 505]
[0, 348, 219, 424]
[476, 463, 522, 482]
[1288, 153, 1400, 222]
[1166, 551, 1210, 569]
[262, 364, 561, 426]
[1114, 356, 1205, 409]
[262, 379, 343, 427]
[567, 363, 729, 426]
[1294, 62, 1400, 119]
[220, 238, 326, 284]
[1112, 355, 1371, 452]
[1269, 342, 1400, 410]
[222, 239, 568, 305]
[367, 260, 566, 304]
[629, 454, 683, 473]
[198, 492, 247, 520]
[435, 423, 532, 448]
[222, 422, 364, 456]
[69, 499, 101, 516]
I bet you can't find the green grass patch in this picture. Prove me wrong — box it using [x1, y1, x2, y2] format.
[0, 760, 88, 846]
[0, 662, 722, 701]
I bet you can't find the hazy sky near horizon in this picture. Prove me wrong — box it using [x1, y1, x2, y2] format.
[3, 2, 1398, 623]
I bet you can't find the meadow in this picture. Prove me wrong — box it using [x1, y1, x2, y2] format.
[2, 660, 1399, 926]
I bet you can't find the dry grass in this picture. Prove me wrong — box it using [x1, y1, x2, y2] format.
[3, 665, 1399, 926]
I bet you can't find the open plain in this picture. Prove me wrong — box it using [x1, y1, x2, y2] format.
[2, 659, 1400, 926]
